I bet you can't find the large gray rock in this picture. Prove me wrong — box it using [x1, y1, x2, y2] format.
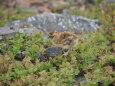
[0, 13, 102, 38]
[5, 13, 101, 34]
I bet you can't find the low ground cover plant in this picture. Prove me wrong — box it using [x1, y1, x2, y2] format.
[0, 3, 115, 86]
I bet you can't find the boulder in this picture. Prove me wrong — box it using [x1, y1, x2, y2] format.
[5, 13, 101, 34]
[0, 13, 102, 38]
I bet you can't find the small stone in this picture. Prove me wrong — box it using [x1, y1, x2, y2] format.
[45, 47, 64, 57]
[74, 72, 86, 86]
[36, 54, 46, 62]
[98, 82, 104, 86]
[14, 53, 26, 61]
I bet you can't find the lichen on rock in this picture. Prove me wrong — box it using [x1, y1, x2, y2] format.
[5, 13, 102, 34]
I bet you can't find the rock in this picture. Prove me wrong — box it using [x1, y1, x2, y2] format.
[0, 27, 18, 36]
[9, 0, 68, 13]
[14, 53, 26, 61]
[0, 26, 38, 37]
[6, 13, 101, 34]
[98, 82, 104, 86]
[74, 77, 86, 86]
[74, 72, 86, 86]
[36, 54, 46, 62]
[45, 47, 64, 57]
[0, 13, 102, 38]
